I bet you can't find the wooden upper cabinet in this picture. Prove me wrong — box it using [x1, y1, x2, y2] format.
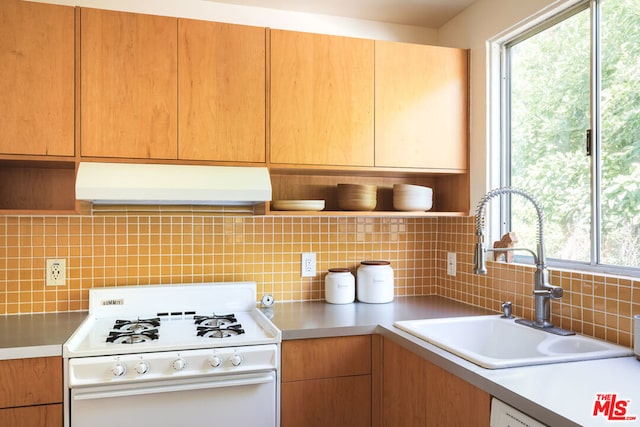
[375, 41, 469, 171]
[0, 0, 74, 157]
[270, 30, 374, 167]
[178, 20, 266, 163]
[80, 8, 178, 159]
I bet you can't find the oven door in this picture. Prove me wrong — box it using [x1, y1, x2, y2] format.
[70, 371, 276, 427]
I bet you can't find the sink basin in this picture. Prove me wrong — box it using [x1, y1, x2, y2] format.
[394, 315, 633, 369]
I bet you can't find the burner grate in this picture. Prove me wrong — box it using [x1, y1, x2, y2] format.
[196, 324, 245, 338]
[194, 314, 238, 327]
[113, 317, 161, 332]
[107, 329, 159, 344]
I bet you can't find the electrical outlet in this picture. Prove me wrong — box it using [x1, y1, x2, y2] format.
[447, 252, 456, 276]
[46, 259, 66, 286]
[301, 252, 316, 277]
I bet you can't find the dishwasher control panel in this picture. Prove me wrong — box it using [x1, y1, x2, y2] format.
[490, 398, 548, 427]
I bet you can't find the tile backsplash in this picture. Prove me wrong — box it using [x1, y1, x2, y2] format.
[0, 215, 435, 314]
[0, 214, 638, 347]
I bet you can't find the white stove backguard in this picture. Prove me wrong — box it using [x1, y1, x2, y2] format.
[88, 282, 257, 317]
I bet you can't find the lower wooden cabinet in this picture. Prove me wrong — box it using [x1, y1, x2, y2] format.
[281, 335, 372, 427]
[281, 335, 490, 427]
[380, 337, 490, 426]
[0, 356, 63, 427]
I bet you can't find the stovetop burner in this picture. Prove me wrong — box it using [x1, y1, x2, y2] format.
[197, 324, 245, 338]
[107, 329, 159, 344]
[106, 318, 161, 344]
[194, 314, 238, 327]
[113, 317, 161, 332]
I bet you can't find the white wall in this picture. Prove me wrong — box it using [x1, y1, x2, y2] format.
[436, 0, 571, 211]
[28, 0, 437, 44]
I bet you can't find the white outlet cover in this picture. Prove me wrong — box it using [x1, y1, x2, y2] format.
[46, 259, 66, 286]
[447, 252, 456, 276]
[301, 252, 316, 277]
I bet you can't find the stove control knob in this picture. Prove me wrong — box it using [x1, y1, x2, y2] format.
[208, 355, 223, 368]
[111, 362, 127, 377]
[230, 353, 243, 367]
[135, 361, 150, 375]
[171, 357, 187, 371]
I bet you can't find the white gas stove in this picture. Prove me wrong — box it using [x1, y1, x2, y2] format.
[63, 282, 281, 427]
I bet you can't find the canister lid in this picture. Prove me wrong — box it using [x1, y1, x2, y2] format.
[328, 268, 351, 273]
[360, 260, 390, 266]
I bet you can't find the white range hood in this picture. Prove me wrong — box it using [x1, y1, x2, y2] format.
[75, 162, 272, 205]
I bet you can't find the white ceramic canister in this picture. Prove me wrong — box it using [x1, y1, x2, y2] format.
[325, 268, 355, 304]
[357, 261, 394, 303]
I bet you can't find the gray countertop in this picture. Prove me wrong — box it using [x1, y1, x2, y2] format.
[269, 296, 640, 427]
[0, 311, 87, 359]
[268, 295, 492, 339]
[3, 296, 639, 426]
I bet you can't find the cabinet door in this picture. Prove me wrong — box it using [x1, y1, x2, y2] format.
[178, 20, 265, 163]
[270, 30, 374, 167]
[0, 0, 74, 156]
[382, 338, 490, 426]
[282, 376, 371, 427]
[375, 41, 468, 171]
[80, 8, 177, 159]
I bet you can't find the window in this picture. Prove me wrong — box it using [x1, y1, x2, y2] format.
[502, 0, 640, 273]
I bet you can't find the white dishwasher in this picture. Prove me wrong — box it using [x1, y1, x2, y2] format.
[490, 398, 548, 427]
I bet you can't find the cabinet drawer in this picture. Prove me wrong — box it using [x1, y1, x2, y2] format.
[0, 404, 62, 427]
[0, 357, 62, 408]
[282, 335, 371, 382]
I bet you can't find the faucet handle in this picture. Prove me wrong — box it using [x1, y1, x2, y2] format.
[501, 301, 514, 319]
[534, 286, 563, 299]
[548, 285, 563, 299]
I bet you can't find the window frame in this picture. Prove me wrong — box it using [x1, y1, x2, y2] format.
[491, 0, 639, 277]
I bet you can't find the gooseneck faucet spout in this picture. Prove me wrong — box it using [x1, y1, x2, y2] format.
[473, 187, 564, 329]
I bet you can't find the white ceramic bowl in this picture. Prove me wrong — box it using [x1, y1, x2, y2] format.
[393, 184, 432, 211]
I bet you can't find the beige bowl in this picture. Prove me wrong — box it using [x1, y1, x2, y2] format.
[339, 198, 377, 211]
[337, 184, 376, 193]
[337, 184, 377, 211]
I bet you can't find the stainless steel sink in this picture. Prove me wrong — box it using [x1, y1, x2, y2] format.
[394, 315, 633, 369]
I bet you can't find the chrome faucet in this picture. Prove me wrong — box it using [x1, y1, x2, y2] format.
[473, 187, 570, 333]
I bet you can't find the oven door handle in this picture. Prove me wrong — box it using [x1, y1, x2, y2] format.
[72, 372, 275, 401]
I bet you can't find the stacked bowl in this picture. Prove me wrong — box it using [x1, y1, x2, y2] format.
[393, 184, 432, 211]
[337, 184, 377, 211]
